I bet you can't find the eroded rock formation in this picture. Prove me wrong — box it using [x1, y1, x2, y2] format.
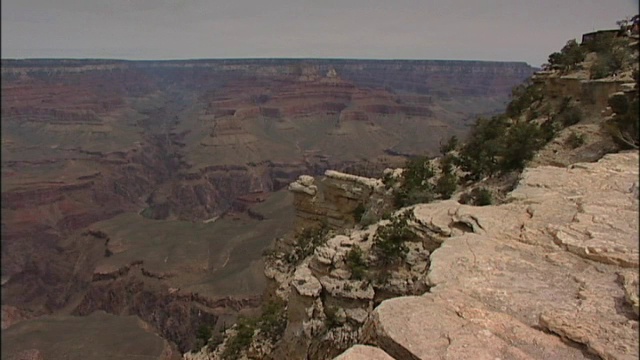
[354, 151, 639, 360]
[2, 58, 532, 357]
[195, 151, 638, 360]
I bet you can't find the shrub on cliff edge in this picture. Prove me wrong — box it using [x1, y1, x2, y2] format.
[372, 210, 416, 266]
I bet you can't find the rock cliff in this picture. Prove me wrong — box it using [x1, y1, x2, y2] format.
[357, 151, 638, 360]
[2, 57, 532, 357]
[185, 28, 639, 360]
[198, 151, 638, 360]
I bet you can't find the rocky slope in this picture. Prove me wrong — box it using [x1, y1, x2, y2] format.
[359, 151, 638, 360]
[1, 58, 532, 357]
[196, 151, 638, 360]
[186, 28, 639, 360]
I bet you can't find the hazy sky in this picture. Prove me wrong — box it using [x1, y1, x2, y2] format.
[2, 0, 638, 66]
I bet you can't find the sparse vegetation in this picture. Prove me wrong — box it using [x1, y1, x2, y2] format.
[506, 81, 544, 118]
[221, 300, 287, 360]
[545, 39, 587, 72]
[565, 132, 586, 149]
[439, 135, 459, 155]
[345, 245, 367, 280]
[434, 168, 457, 200]
[556, 104, 583, 127]
[352, 203, 366, 223]
[221, 317, 257, 360]
[459, 187, 493, 206]
[258, 300, 287, 341]
[372, 210, 416, 266]
[393, 156, 436, 207]
[195, 324, 212, 350]
[457, 115, 508, 180]
[605, 93, 639, 149]
[324, 306, 341, 329]
[457, 114, 551, 180]
[287, 224, 329, 265]
[587, 35, 632, 79]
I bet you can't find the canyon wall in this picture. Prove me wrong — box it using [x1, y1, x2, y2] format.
[1, 58, 534, 356]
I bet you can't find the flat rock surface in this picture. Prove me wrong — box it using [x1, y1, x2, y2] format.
[359, 152, 639, 360]
[333, 345, 395, 360]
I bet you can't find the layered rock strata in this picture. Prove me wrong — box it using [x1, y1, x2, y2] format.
[288, 171, 394, 230]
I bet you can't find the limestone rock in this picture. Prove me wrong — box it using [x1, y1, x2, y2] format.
[363, 293, 591, 360]
[289, 171, 393, 231]
[358, 152, 639, 360]
[333, 345, 395, 360]
[289, 176, 318, 196]
[344, 308, 369, 324]
[619, 271, 640, 317]
[318, 276, 374, 301]
[292, 266, 323, 298]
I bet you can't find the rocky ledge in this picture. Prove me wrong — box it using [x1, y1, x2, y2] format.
[339, 151, 639, 360]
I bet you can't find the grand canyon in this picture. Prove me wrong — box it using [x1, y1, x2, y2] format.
[1, 58, 535, 356]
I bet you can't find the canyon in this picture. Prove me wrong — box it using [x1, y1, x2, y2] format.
[0, 58, 534, 357]
[184, 28, 639, 360]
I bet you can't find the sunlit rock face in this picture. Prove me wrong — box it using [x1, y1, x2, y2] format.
[354, 151, 639, 360]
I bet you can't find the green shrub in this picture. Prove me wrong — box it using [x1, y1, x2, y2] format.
[459, 115, 550, 179]
[221, 300, 287, 359]
[435, 171, 457, 200]
[545, 39, 587, 71]
[208, 330, 225, 350]
[474, 188, 493, 206]
[222, 317, 257, 360]
[393, 156, 436, 207]
[287, 224, 329, 264]
[556, 105, 583, 127]
[140, 207, 154, 219]
[382, 172, 398, 190]
[194, 324, 212, 350]
[440, 154, 458, 174]
[590, 56, 614, 79]
[498, 122, 548, 171]
[394, 187, 434, 208]
[403, 156, 435, 189]
[372, 211, 416, 266]
[459, 188, 493, 206]
[605, 96, 639, 149]
[506, 82, 543, 118]
[258, 300, 287, 341]
[352, 203, 366, 223]
[345, 245, 367, 280]
[458, 116, 509, 180]
[324, 306, 341, 329]
[608, 94, 630, 114]
[439, 135, 459, 155]
[588, 38, 630, 79]
[565, 132, 586, 149]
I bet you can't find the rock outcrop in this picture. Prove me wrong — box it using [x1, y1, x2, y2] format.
[189, 151, 638, 360]
[182, 28, 638, 360]
[351, 151, 639, 360]
[288, 171, 393, 230]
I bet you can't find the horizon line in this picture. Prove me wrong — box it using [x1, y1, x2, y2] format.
[0, 56, 534, 66]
